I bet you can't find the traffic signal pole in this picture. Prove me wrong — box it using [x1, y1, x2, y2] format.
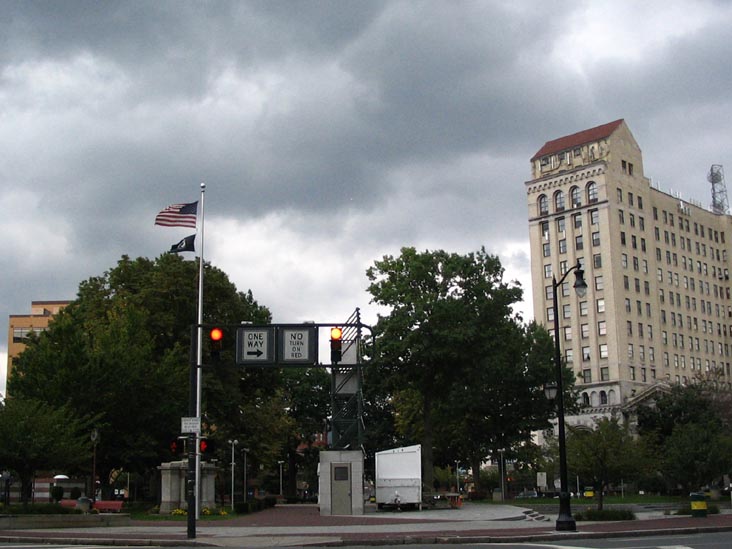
[187, 325, 197, 539]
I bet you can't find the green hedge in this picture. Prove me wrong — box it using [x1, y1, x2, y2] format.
[0, 503, 81, 515]
[573, 508, 636, 521]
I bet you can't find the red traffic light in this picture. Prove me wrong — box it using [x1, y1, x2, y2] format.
[199, 439, 208, 453]
[209, 327, 224, 341]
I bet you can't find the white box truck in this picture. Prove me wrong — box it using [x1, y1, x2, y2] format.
[375, 444, 422, 509]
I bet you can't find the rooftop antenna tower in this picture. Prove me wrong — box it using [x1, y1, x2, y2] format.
[709, 164, 729, 215]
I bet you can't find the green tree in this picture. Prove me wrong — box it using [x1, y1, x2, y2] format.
[0, 398, 93, 504]
[366, 247, 524, 490]
[280, 367, 331, 497]
[637, 383, 732, 493]
[566, 417, 649, 509]
[8, 254, 276, 497]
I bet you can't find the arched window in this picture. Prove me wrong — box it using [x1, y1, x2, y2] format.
[608, 390, 616, 405]
[554, 190, 565, 211]
[570, 186, 581, 207]
[581, 392, 590, 406]
[538, 194, 549, 215]
[587, 181, 598, 203]
[600, 391, 608, 405]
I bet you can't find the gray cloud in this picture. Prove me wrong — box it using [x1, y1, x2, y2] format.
[3, 1, 732, 395]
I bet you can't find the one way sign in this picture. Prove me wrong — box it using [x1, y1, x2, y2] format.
[237, 327, 275, 363]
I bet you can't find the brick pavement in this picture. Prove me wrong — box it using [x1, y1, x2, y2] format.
[1, 502, 731, 547]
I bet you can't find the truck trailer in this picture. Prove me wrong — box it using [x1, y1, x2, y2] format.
[375, 444, 422, 509]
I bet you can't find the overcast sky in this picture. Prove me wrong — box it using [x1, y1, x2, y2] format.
[3, 0, 732, 396]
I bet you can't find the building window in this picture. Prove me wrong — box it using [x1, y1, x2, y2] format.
[575, 235, 584, 250]
[543, 242, 551, 257]
[559, 239, 567, 254]
[554, 190, 565, 211]
[565, 349, 573, 363]
[581, 323, 590, 339]
[580, 301, 588, 316]
[573, 213, 582, 229]
[598, 320, 607, 336]
[538, 195, 548, 215]
[601, 368, 609, 381]
[546, 308, 554, 322]
[599, 343, 608, 358]
[587, 181, 598, 203]
[564, 326, 572, 341]
[544, 264, 552, 278]
[563, 304, 571, 319]
[590, 209, 599, 225]
[597, 299, 605, 313]
[582, 369, 592, 383]
[570, 186, 581, 207]
[592, 231, 601, 246]
[595, 276, 603, 291]
[593, 253, 602, 268]
[582, 347, 591, 362]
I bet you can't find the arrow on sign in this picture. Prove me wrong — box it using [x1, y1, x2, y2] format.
[247, 349, 263, 357]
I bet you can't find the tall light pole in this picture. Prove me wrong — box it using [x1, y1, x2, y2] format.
[455, 461, 460, 493]
[546, 259, 586, 532]
[277, 460, 284, 496]
[498, 449, 505, 501]
[228, 439, 238, 511]
[242, 448, 249, 502]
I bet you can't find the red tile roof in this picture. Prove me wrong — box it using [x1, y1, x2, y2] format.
[531, 119, 624, 161]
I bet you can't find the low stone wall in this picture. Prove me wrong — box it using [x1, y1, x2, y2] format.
[0, 513, 130, 530]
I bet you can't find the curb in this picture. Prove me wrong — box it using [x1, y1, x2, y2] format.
[5, 523, 732, 547]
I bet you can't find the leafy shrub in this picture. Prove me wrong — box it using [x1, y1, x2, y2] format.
[1, 503, 81, 515]
[50, 486, 64, 502]
[573, 508, 636, 521]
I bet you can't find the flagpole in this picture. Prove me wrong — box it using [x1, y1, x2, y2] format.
[195, 182, 206, 520]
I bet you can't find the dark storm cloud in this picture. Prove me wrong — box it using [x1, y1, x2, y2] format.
[4, 1, 732, 396]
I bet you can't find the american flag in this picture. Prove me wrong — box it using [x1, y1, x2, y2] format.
[154, 202, 198, 228]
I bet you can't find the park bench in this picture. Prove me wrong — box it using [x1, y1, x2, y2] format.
[93, 500, 124, 512]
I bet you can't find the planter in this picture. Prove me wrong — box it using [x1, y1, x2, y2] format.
[0, 513, 130, 530]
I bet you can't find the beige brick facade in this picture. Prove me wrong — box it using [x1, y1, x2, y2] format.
[6, 300, 70, 395]
[526, 120, 731, 422]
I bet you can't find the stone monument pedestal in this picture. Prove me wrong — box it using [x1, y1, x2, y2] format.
[159, 460, 217, 514]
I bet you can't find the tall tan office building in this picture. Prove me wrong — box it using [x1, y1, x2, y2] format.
[5, 300, 70, 395]
[526, 120, 731, 418]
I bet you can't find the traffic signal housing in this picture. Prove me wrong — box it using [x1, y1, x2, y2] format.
[330, 327, 343, 364]
[208, 327, 223, 363]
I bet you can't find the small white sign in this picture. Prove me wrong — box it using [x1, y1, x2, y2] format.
[181, 416, 200, 434]
[537, 471, 547, 489]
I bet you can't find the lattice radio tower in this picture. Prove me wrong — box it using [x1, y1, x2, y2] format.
[709, 164, 729, 215]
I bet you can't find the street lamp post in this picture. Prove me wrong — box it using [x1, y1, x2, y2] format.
[547, 259, 586, 532]
[242, 448, 249, 502]
[228, 439, 238, 511]
[277, 460, 284, 496]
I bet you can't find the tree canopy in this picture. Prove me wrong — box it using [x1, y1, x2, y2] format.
[366, 247, 561, 491]
[8, 254, 279, 496]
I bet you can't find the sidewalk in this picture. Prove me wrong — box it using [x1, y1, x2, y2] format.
[2, 502, 732, 547]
